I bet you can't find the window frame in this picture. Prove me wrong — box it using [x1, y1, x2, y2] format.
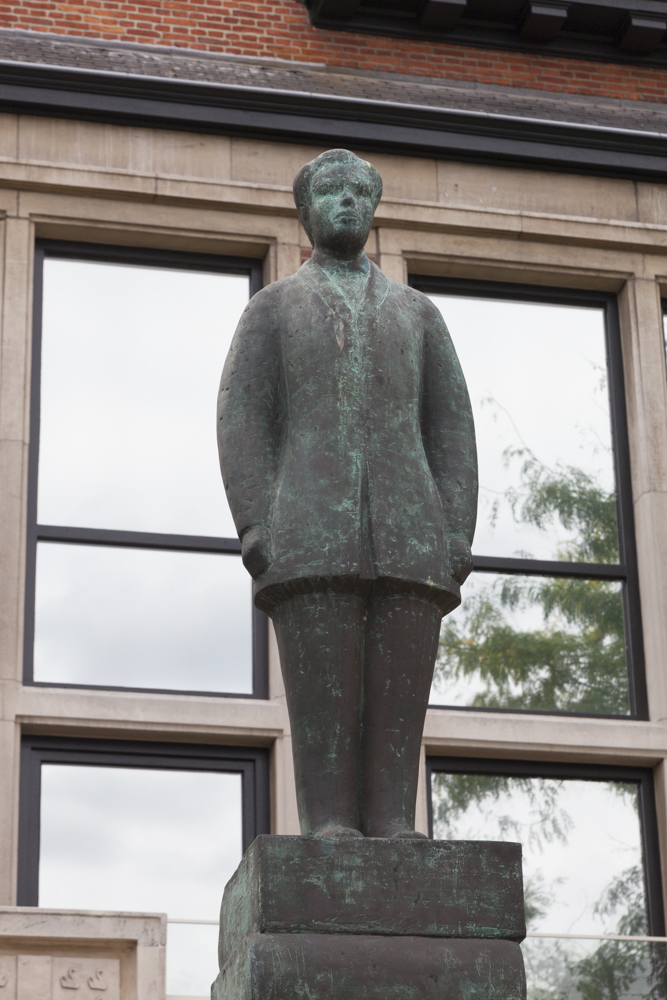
[426, 754, 666, 936]
[24, 241, 268, 699]
[16, 734, 270, 907]
[412, 277, 648, 720]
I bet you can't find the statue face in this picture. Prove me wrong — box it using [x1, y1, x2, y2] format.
[303, 160, 376, 254]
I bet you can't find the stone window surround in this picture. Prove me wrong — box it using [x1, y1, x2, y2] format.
[0, 117, 666, 937]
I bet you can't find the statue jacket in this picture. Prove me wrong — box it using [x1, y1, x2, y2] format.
[217, 258, 478, 615]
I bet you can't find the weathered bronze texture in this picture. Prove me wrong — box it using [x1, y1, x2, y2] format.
[212, 837, 526, 1000]
[218, 149, 478, 839]
[214, 934, 526, 1000]
[218, 836, 526, 965]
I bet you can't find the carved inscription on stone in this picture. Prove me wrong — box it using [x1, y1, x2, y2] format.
[52, 958, 119, 1000]
[59, 968, 81, 990]
[12, 957, 119, 1000]
[87, 970, 108, 992]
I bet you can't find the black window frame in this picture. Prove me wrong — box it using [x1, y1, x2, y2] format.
[17, 734, 270, 906]
[24, 241, 268, 699]
[427, 754, 666, 937]
[412, 277, 648, 720]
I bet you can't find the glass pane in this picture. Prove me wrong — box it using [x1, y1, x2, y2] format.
[39, 764, 242, 996]
[429, 295, 618, 562]
[431, 772, 647, 936]
[522, 937, 667, 1000]
[430, 571, 630, 715]
[34, 543, 252, 693]
[37, 260, 249, 537]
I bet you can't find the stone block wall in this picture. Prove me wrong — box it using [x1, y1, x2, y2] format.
[0, 909, 166, 1000]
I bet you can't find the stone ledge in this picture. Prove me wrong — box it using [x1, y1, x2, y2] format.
[0, 908, 166, 1000]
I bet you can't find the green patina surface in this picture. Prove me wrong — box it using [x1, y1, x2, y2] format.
[219, 836, 525, 967]
[211, 151, 522, 999]
[212, 934, 526, 1000]
[217, 149, 479, 840]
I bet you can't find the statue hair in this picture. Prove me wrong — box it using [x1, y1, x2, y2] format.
[293, 149, 382, 244]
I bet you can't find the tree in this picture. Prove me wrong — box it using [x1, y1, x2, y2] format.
[430, 448, 667, 997]
[435, 449, 628, 714]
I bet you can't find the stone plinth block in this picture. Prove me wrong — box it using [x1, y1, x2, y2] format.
[219, 835, 525, 965]
[212, 934, 526, 1000]
[213, 837, 526, 1000]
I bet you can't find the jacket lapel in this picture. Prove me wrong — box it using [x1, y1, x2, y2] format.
[298, 257, 389, 337]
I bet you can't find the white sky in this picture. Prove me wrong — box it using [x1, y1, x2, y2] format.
[38, 260, 248, 537]
[432, 774, 645, 937]
[34, 543, 252, 692]
[35, 260, 251, 692]
[39, 765, 243, 995]
[429, 294, 616, 561]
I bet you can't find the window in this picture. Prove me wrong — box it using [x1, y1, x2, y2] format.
[413, 280, 646, 719]
[25, 243, 267, 697]
[428, 757, 666, 1000]
[17, 737, 269, 996]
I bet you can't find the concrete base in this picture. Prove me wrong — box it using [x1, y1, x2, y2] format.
[214, 837, 526, 1000]
[212, 934, 526, 1000]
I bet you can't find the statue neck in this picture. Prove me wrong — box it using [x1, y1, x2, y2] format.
[311, 247, 369, 275]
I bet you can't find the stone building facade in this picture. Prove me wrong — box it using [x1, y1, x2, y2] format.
[2, 2, 667, 997]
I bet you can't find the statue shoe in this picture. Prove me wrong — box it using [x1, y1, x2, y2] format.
[313, 824, 364, 839]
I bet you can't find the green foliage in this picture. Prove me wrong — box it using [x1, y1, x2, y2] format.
[505, 449, 619, 565]
[431, 450, 661, 996]
[523, 935, 667, 1000]
[432, 773, 572, 857]
[435, 452, 629, 714]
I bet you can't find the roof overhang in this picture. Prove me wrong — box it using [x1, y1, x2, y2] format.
[305, 0, 667, 63]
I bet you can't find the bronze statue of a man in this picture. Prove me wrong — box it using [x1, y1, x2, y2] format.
[218, 149, 477, 840]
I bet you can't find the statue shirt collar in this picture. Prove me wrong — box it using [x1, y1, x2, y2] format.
[298, 256, 389, 327]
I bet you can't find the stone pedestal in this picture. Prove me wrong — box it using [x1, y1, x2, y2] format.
[212, 836, 526, 1000]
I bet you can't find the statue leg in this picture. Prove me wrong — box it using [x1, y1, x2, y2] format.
[360, 591, 442, 839]
[271, 589, 365, 838]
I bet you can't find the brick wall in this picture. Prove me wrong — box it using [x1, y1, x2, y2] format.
[2, 0, 667, 103]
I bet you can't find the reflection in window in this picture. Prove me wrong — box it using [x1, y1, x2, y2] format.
[34, 544, 252, 692]
[424, 290, 634, 717]
[39, 765, 242, 996]
[430, 572, 628, 715]
[431, 767, 664, 1000]
[38, 260, 248, 537]
[428, 295, 617, 562]
[432, 771, 646, 935]
[30, 252, 258, 694]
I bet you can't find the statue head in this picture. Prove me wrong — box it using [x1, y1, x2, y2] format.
[293, 149, 382, 254]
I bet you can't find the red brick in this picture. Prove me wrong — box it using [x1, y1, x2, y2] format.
[3, 0, 667, 104]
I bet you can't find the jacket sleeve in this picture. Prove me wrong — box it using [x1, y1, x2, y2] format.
[420, 298, 478, 547]
[217, 287, 284, 541]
